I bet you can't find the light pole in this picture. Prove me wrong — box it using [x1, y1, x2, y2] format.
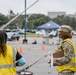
[23, 0, 28, 44]
[22, 0, 39, 44]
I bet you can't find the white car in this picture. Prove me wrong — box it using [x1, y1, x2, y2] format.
[49, 30, 57, 37]
[35, 31, 44, 35]
[72, 30, 76, 35]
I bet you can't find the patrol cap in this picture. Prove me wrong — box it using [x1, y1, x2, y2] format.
[58, 25, 72, 33]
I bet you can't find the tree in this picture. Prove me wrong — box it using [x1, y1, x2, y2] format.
[52, 15, 76, 30]
[6, 11, 24, 29]
[27, 14, 51, 29]
[0, 13, 9, 27]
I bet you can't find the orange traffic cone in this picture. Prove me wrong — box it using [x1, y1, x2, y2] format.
[42, 44, 45, 50]
[19, 46, 23, 54]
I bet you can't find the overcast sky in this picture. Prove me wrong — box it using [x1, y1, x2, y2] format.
[0, 0, 76, 15]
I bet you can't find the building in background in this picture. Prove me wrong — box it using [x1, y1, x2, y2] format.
[48, 12, 76, 18]
[48, 12, 66, 18]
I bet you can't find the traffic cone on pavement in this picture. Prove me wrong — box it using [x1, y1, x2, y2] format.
[42, 44, 45, 50]
[19, 46, 23, 54]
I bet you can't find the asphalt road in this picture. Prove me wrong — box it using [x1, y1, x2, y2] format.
[7, 36, 76, 75]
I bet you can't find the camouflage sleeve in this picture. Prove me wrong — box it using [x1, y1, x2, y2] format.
[53, 41, 74, 66]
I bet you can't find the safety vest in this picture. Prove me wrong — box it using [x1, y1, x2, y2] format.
[56, 38, 76, 72]
[0, 45, 17, 75]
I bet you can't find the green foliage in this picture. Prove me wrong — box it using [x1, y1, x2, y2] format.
[0, 10, 24, 29]
[0, 12, 76, 30]
[52, 15, 76, 30]
[0, 13, 9, 27]
[27, 14, 51, 29]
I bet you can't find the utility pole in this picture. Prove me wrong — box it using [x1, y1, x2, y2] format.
[23, 0, 39, 44]
[23, 0, 28, 44]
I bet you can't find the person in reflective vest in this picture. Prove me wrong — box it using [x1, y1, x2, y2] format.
[0, 31, 26, 75]
[49, 25, 76, 75]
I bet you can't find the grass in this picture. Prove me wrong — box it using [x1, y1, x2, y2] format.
[20, 32, 43, 37]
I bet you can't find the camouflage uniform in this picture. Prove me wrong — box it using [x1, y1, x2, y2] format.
[48, 25, 76, 75]
[58, 70, 75, 75]
[53, 40, 75, 75]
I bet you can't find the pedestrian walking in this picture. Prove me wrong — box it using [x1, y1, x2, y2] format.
[49, 25, 76, 75]
[0, 31, 26, 75]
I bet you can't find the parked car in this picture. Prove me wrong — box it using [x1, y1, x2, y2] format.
[35, 31, 44, 35]
[6, 32, 20, 41]
[72, 30, 76, 35]
[49, 30, 58, 37]
[16, 30, 25, 34]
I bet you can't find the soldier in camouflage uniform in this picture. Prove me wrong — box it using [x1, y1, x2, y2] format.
[49, 25, 76, 75]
